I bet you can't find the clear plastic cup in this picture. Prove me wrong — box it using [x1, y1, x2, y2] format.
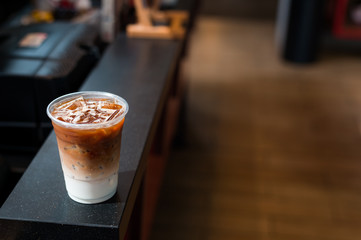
[47, 91, 128, 204]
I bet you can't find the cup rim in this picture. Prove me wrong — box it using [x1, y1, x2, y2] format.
[46, 91, 129, 129]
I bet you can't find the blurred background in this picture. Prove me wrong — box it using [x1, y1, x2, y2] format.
[149, 0, 361, 240]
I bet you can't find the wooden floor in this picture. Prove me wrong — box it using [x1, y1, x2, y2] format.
[150, 16, 361, 240]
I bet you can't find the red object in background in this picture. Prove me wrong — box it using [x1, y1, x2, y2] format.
[58, 0, 75, 9]
[333, 0, 361, 39]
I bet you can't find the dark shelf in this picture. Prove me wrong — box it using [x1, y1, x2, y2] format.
[0, 34, 181, 240]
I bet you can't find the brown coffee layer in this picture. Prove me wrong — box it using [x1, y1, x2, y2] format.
[53, 118, 124, 180]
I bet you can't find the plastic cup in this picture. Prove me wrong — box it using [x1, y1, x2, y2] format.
[47, 91, 128, 204]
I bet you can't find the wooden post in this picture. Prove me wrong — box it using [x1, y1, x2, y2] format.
[126, 0, 189, 39]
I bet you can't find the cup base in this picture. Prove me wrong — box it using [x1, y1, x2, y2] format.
[64, 173, 118, 204]
[68, 188, 117, 204]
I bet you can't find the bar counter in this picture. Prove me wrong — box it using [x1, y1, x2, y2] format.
[0, 33, 182, 239]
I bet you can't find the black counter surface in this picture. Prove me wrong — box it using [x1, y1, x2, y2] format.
[0, 34, 180, 239]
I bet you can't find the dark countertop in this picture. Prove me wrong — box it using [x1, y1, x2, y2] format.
[0, 34, 181, 239]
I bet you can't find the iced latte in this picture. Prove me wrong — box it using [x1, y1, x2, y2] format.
[47, 92, 128, 204]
